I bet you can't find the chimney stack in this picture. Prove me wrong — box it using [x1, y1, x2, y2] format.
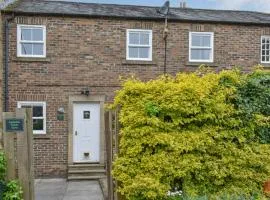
[180, 0, 187, 8]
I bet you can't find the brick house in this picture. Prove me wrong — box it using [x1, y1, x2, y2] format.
[1, 0, 270, 179]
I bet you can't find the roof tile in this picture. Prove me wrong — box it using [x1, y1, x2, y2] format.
[4, 0, 270, 25]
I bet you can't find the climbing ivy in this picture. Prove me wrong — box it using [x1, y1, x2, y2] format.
[235, 70, 270, 144]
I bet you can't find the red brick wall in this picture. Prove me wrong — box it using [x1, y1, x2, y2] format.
[4, 15, 270, 177]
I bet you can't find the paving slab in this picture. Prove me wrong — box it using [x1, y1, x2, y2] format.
[63, 181, 104, 200]
[35, 179, 66, 200]
[35, 179, 104, 200]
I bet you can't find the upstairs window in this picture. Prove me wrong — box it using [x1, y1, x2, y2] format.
[17, 25, 46, 57]
[17, 101, 46, 134]
[261, 36, 270, 63]
[189, 32, 214, 63]
[127, 29, 152, 61]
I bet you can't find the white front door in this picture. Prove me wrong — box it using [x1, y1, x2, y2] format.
[73, 103, 100, 163]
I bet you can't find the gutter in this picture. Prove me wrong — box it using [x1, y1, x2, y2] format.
[4, 15, 14, 112]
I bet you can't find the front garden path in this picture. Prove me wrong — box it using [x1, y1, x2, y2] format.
[35, 179, 104, 200]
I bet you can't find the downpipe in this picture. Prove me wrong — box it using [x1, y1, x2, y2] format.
[4, 15, 14, 112]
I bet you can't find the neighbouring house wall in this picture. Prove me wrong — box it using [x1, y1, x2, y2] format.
[0, 12, 3, 150]
[0, 5, 18, 149]
[3, 14, 270, 177]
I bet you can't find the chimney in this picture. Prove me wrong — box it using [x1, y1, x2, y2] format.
[180, 1, 187, 8]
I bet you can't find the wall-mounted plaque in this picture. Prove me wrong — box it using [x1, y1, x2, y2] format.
[5, 118, 24, 132]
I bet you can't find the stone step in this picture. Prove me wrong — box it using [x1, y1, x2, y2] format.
[68, 170, 106, 177]
[68, 169, 106, 174]
[68, 163, 106, 181]
[68, 164, 105, 170]
[67, 175, 106, 181]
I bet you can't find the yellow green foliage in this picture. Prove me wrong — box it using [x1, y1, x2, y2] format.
[111, 69, 270, 200]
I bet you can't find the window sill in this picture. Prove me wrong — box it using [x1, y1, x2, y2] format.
[122, 60, 156, 65]
[186, 62, 218, 67]
[33, 134, 50, 140]
[261, 63, 270, 67]
[13, 57, 51, 63]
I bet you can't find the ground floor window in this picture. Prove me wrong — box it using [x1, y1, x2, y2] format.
[261, 36, 270, 63]
[17, 101, 46, 134]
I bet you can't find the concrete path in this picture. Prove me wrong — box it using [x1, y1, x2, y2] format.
[35, 179, 104, 200]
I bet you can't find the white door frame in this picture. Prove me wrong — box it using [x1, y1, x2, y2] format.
[68, 95, 105, 165]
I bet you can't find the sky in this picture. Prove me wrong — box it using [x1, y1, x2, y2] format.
[56, 0, 270, 13]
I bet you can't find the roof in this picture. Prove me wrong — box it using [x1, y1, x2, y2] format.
[4, 0, 270, 25]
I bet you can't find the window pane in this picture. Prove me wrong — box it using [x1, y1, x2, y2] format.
[83, 111, 90, 119]
[21, 28, 31, 40]
[191, 49, 200, 60]
[32, 28, 43, 41]
[192, 35, 201, 46]
[33, 119, 43, 131]
[129, 33, 140, 44]
[201, 49, 211, 60]
[202, 36, 211, 47]
[192, 34, 211, 47]
[140, 33, 150, 45]
[33, 44, 44, 55]
[191, 49, 211, 60]
[33, 106, 43, 117]
[139, 47, 149, 58]
[21, 43, 33, 55]
[129, 47, 139, 58]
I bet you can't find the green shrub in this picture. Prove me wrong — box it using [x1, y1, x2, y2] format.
[0, 152, 7, 181]
[3, 181, 23, 200]
[235, 70, 270, 144]
[111, 69, 270, 199]
[0, 153, 23, 200]
[167, 193, 267, 200]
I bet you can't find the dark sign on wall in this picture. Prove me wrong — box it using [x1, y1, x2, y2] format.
[5, 119, 24, 132]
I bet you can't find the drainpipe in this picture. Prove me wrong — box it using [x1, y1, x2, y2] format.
[163, 16, 169, 75]
[4, 15, 14, 112]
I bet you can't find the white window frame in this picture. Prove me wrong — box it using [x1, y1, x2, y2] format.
[126, 29, 152, 61]
[261, 36, 270, 64]
[17, 101, 46, 134]
[17, 24, 46, 58]
[189, 32, 214, 63]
